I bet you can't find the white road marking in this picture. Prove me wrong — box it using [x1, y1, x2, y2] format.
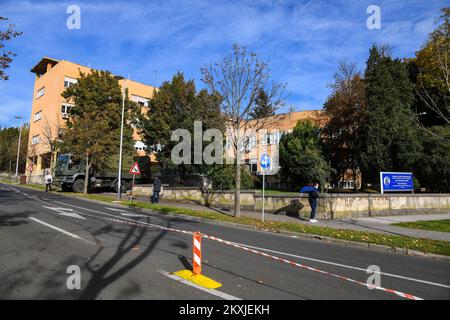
[42, 206, 86, 220]
[54, 201, 155, 225]
[105, 207, 127, 212]
[158, 270, 241, 300]
[5, 184, 449, 291]
[105, 207, 148, 217]
[119, 213, 149, 218]
[226, 241, 450, 289]
[29, 217, 94, 245]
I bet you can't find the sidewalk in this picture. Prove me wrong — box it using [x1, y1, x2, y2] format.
[128, 195, 450, 242]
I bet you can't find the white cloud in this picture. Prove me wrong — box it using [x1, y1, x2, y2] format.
[0, 0, 448, 126]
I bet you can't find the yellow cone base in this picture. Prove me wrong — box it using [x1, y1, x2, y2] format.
[173, 269, 222, 289]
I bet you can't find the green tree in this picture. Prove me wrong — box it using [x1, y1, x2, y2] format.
[201, 163, 254, 207]
[61, 70, 136, 193]
[135, 72, 224, 183]
[0, 124, 29, 176]
[415, 125, 450, 192]
[360, 45, 422, 186]
[0, 17, 23, 80]
[323, 61, 365, 191]
[279, 120, 331, 191]
[249, 89, 276, 119]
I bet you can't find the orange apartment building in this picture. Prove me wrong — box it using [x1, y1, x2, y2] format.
[27, 57, 156, 183]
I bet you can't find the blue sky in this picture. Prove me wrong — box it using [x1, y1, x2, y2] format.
[0, 0, 447, 127]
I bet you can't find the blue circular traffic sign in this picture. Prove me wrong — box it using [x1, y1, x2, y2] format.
[260, 154, 271, 169]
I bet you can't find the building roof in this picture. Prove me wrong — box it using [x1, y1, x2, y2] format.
[243, 110, 328, 130]
[30, 57, 60, 75]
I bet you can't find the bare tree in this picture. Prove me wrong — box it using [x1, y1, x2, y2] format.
[414, 7, 450, 140]
[26, 141, 39, 182]
[40, 116, 64, 174]
[201, 44, 287, 217]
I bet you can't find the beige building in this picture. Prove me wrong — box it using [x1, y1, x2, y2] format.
[27, 57, 156, 182]
[225, 110, 327, 173]
[225, 110, 360, 190]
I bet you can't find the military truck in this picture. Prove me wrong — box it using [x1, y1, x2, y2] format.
[54, 153, 152, 193]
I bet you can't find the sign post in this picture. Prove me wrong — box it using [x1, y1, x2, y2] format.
[380, 172, 413, 194]
[260, 153, 271, 223]
[129, 162, 141, 203]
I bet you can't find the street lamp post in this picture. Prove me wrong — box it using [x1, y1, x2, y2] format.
[115, 76, 127, 200]
[15, 116, 23, 181]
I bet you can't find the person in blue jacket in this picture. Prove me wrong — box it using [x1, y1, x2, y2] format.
[300, 182, 320, 223]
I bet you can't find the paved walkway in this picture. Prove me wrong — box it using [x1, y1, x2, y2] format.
[124, 195, 450, 242]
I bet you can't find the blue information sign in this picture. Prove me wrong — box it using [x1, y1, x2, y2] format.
[380, 172, 413, 193]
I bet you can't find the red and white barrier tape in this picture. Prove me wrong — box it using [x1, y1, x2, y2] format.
[72, 210, 424, 300]
[201, 234, 423, 300]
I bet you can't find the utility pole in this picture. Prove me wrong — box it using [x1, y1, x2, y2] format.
[115, 76, 127, 200]
[15, 116, 23, 182]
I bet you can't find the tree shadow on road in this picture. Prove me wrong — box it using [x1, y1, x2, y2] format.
[77, 218, 170, 300]
[0, 212, 30, 227]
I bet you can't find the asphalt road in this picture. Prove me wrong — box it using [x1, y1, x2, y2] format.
[0, 182, 449, 300]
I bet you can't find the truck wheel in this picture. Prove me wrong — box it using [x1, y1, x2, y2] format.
[72, 179, 85, 193]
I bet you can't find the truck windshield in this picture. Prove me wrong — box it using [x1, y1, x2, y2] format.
[57, 155, 69, 169]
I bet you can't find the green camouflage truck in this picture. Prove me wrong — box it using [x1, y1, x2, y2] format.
[54, 153, 152, 193]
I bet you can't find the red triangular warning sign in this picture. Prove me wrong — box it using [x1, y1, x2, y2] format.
[129, 162, 141, 175]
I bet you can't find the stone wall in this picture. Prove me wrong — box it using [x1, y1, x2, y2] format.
[132, 185, 450, 219]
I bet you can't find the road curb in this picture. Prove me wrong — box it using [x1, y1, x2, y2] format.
[4, 182, 450, 262]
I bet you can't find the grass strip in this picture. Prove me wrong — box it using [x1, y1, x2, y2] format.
[393, 220, 450, 233]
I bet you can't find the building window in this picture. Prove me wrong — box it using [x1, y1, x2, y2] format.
[61, 104, 72, 118]
[64, 77, 77, 88]
[134, 141, 147, 151]
[34, 111, 42, 122]
[32, 135, 40, 145]
[250, 159, 257, 173]
[131, 94, 148, 107]
[36, 87, 45, 99]
[271, 131, 281, 145]
[340, 180, 355, 189]
[247, 135, 256, 151]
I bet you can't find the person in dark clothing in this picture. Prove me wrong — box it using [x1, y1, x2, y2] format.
[152, 176, 162, 204]
[300, 183, 320, 223]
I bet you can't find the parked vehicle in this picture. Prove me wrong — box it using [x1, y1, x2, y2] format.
[54, 153, 152, 193]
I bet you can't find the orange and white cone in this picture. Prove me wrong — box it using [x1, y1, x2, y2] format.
[173, 231, 221, 289]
